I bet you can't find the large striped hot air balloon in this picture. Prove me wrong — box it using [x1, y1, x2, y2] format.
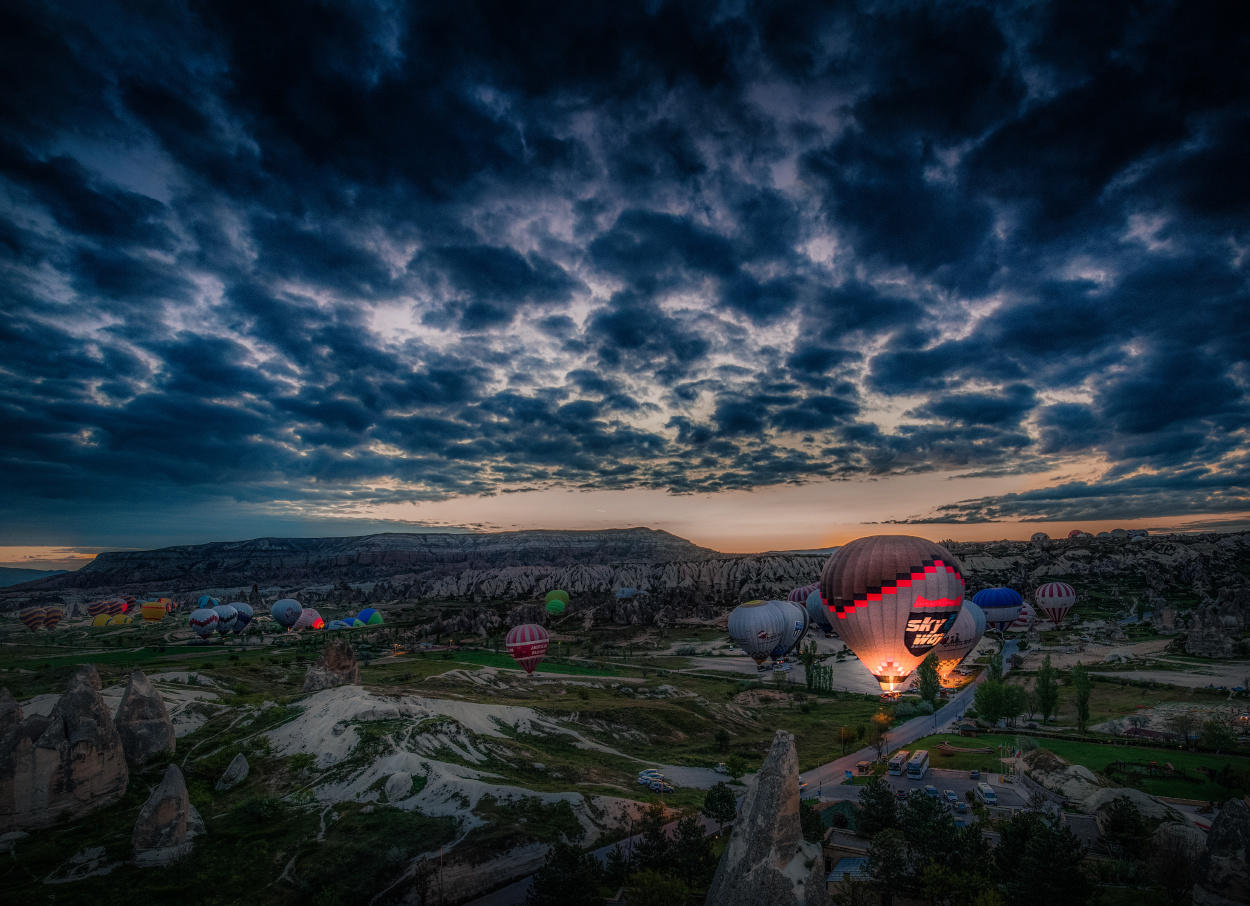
[106, 597, 126, 616]
[271, 599, 302, 628]
[87, 599, 111, 617]
[818, 535, 965, 693]
[293, 608, 324, 631]
[189, 608, 219, 638]
[1035, 582, 1076, 625]
[42, 605, 64, 629]
[934, 600, 986, 682]
[141, 601, 167, 622]
[972, 587, 1024, 633]
[19, 606, 46, 630]
[506, 623, 549, 674]
[728, 600, 790, 665]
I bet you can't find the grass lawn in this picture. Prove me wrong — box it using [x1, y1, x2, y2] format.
[1028, 737, 1249, 800]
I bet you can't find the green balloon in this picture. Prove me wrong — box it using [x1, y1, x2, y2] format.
[545, 599, 566, 615]
[545, 590, 570, 605]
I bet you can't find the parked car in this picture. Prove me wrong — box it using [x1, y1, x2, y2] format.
[954, 801, 969, 814]
[944, 790, 959, 806]
[969, 769, 981, 780]
[924, 785, 939, 798]
[650, 781, 674, 793]
[638, 769, 662, 779]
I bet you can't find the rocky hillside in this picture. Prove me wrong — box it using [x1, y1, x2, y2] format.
[19, 528, 717, 592]
[0, 567, 66, 588]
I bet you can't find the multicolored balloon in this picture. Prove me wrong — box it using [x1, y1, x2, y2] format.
[189, 608, 219, 638]
[934, 600, 986, 682]
[1035, 582, 1076, 625]
[197, 595, 220, 610]
[42, 605, 63, 629]
[356, 608, 383, 625]
[788, 583, 818, 604]
[728, 600, 790, 665]
[972, 587, 1024, 633]
[271, 599, 302, 628]
[1009, 602, 1036, 631]
[87, 600, 111, 617]
[818, 535, 965, 693]
[506, 623, 550, 674]
[19, 606, 46, 630]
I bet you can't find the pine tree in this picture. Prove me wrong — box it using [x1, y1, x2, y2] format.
[671, 814, 715, 888]
[526, 841, 604, 906]
[1035, 655, 1059, 724]
[916, 652, 940, 708]
[1071, 662, 1091, 733]
[701, 782, 737, 834]
[856, 774, 897, 837]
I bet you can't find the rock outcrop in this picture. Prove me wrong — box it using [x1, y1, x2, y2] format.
[1, 666, 128, 831]
[115, 670, 175, 768]
[1086, 788, 1182, 826]
[1022, 748, 1103, 802]
[215, 753, 249, 791]
[132, 764, 200, 867]
[303, 640, 360, 692]
[704, 730, 826, 906]
[1194, 798, 1250, 906]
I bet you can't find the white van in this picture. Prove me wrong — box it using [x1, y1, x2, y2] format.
[975, 782, 998, 805]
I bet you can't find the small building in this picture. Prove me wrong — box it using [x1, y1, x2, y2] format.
[827, 856, 871, 896]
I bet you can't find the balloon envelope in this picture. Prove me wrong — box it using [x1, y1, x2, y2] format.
[197, 595, 219, 610]
[189, 608, 219, 638]
[1009, 602, 1036, 631]
[91, 614, 111, 627]
[271, 599, 302, 628]
[213, 604, 239, 635]
[818, 535, 965, 692]
[806, 589, 834, 633]
[972, 587, 1023, 633]
[506, 623, 550, 674]
[788, 583, 818, 604]
[1035, 582, 1076, 624]
[728, 600, 790, 665]
[545, 590, 570, 605]
[769, 600, 808, 658]
[355, 608, 383, 625]
[229, 602, 253, 632]
[19, 607, 45, 630]
[42, 606, 64, 629]
[293, 607, 324, 631]
[935, 600, 986, 682]
[140, 601, 167, 622]
[544, 599, 566, 615]
[327, 619, 349, 630]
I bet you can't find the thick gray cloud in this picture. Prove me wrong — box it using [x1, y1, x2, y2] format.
[0, 0, 1247, 542]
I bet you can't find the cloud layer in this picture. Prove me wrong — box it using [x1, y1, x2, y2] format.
[1, 0, 1247, 542]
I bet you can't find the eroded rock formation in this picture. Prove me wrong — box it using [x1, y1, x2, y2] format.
[0, 666, 128, 831]
[1194, 798, 1250, 906]
[215, 753, 249, 791]
[303, 640, 360, 692]
[704, 730, 826, 906]
[115, 670, 175, 768]
[133, 764, 201, 866]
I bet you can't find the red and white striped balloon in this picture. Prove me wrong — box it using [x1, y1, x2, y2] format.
[1035, 582, 1076, 625]
[506, 623, 550, 674]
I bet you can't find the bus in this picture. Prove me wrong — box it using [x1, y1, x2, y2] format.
[906, 749, 930, 780]
[975, 782, 998, 805]
[887, 750, 910, 775]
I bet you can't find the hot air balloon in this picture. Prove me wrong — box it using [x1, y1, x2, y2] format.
[230, 602, 253, 632]
[327, 619, 349, 630]
[805, 588, 835, 634]
[213, 604, 239, 635]
[271, 599, 302, 628]
[1066, 529, 1086, 539]
[818, 535, 965, 693]
[1009, 601, 1036, 631]
[971, 587, 1023, 633]
[107, 613, 133, 625]
[141, 601, 167, 622]
[43, 605, 64, 629]
[197, 595, 220, 610]
[788, 583, 817, 605]
[357, 608, 383, 625]
[728, 600, 790, 665]
[106, 597, 126, 616]
[293, 608, 324, 631]
[769, 600, 808, 659]
[505, 623, 549, 674]
[189, 608, 219, 638]
[1035, 582, 1076, 625]
[934, 600, 986, 683]
[19, 606, 45, 630]
[92, 614, 112, 627]
[87, 600, 111, 617]
[343, 617, 364, 628]
[544, 592, 568, 616]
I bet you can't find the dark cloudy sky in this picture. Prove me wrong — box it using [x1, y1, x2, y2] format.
[2, 0, 1248, 564]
